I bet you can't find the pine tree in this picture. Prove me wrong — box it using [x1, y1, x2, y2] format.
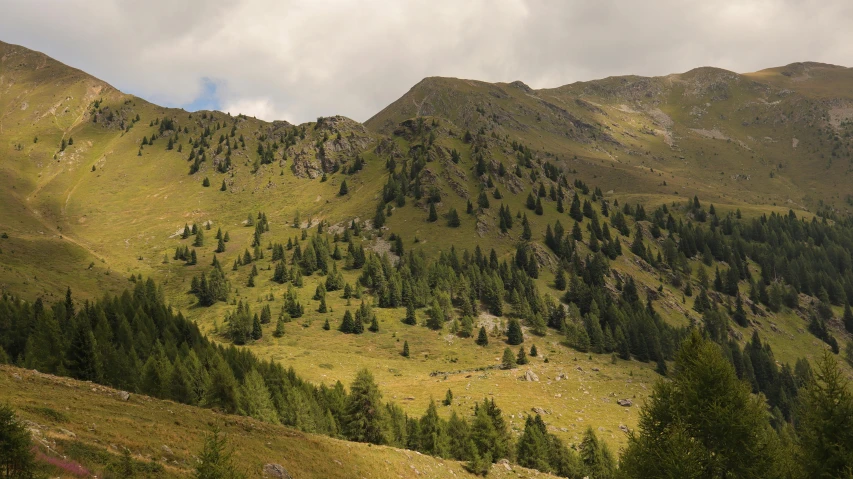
[476, 326, 489, 346]
[522, 214, 532, 240]
[368, 315, 379, 332]
[401, 303, 417, 325]
[428, 202, 438, 222]
[194, 228, 204, 247]
[507, 318, 524, 345]
[402, 340, 410, 357]
[251, 314, 262, 340]
[344, 369, 386, 444]
[193, 426, 245, 479]
[501, 348, 516, 369]
[220, 180, 227, 191]
[339, 180, 348, 196]
[843, 302, 853, 334]
[796, 352, 853, 476]
[580, 427, 616, 479]
[733, 294, 748, 327]
[0, 404, 36, 478]
[340, 310, 355, 333]
[202, 177, 210, 187]
[530, 344, 538, 357]
[516, 347, 528, 365]
[620, 332, 781, 479]
[239, 369, 277, 424]
[273, 317, 285, 337]
[447, 208, 461, 227]
[444, 389, 453, 406]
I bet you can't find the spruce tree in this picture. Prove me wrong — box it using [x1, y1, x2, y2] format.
[193, 426, 245, 479]
[507, 318, 524, 345]
[444, 389, 453, 406]
[0, 404, 36, 478]
[843, 302, 853, 334]
[340, 310, 355, 333]
[530, 344, 538, 357]
[447, 208, 461, 227]
[402, 340, 410, 357]
[476, 326, 489, 346]
[344, 369, 386, 444]
[339, 180, 348, 196]
[501, 348, 516, 369]
[251, 314, 262, 340]
[516, 347, 528, 365]
[428, 202, 438, 222]
[273, 318, 285, 337]
[620, 332, 782, 479]
[220, 180, 227, 191]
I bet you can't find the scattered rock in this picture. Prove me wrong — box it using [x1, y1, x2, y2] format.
[12, 373, 21, 380]
[619, 424, 629, 433]
[524, 370, 540, 382]
[161, 445, 173, 456]
[119, 391, 130, 401]
[617, 399, 633, 407]
[262, 463, 293, 478]
[58, 428, 76, 438]
[498, 458, 512, 471]
[591, 368, 600, 372]
[532, 407, 549, 415]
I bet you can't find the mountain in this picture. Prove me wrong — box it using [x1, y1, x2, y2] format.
[2, 39, 853, 477]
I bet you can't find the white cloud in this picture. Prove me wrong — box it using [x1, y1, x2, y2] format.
[1, 0, 851, 123]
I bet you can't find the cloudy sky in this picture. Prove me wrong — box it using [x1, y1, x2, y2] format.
[2, 0, 851, 123]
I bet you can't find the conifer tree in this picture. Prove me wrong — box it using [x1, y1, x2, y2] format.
[530, 344, 538, 357]
[402, 340, 410, 357]
[620, 332, 781, 478]
[476, 326, 489, 346]
[796, 352, 853, 476]
[507, 318, 524, 345]
[251, 314, 262, 340]
[344, 369, 386, 445]
[444, 389, 453, 406]
[194, 228, 204, 247]
[220, 180, 227, 191]
[516, 347, 528, 365]
[428, 202, 438, 222]
[339, 180, 348, 196]
[447, 208, 461, 227]
[340, 310, 355, 333]
[501, 348, 516, 369]
[273, 317, 285, 337]
[193, 426, 245, 479]
[0, 404, 36, 478]
[522, 214, 532, 240]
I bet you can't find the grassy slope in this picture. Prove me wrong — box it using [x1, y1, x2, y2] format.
[0, 365, 559, 479]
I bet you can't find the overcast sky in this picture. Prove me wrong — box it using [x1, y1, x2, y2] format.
[2, 0, 851, 124]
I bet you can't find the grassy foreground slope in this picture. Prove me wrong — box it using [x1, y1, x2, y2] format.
[0, 365, 558, 479]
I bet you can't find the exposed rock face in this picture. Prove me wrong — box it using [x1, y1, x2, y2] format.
[289, 116, 374, 178]
[263, 463, 293, 478]
[524, 370, 540, 382]
[617, 398, 633, 407]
